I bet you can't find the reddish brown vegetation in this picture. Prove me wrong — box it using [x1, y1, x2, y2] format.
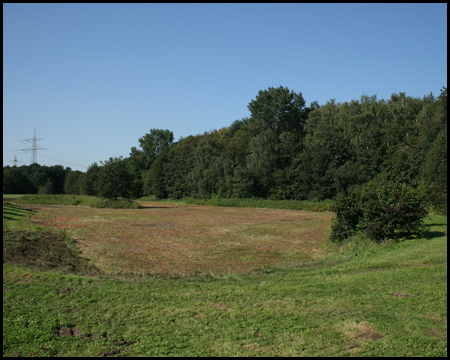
[23, 202, 335, 276]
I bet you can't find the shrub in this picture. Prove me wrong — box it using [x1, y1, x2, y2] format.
[90, 199, 142, 209]
[330, 182, 429, 243]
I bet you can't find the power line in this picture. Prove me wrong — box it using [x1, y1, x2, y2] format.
[46, 148, 94, 162]
[38, 154, 88, 168]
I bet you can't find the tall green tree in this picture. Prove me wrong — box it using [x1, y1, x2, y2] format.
[138, 129, 174, 165]
[95, 157, 132, 200]
[247, 86, 308, 136]
[3, 166, 36, 194]
[130, 129, 174, 196]
[189, 133, 222, 198]
[64, 170, 83, 195]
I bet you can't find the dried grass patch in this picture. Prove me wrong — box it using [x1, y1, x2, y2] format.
[341, 321, 384, 353]
[28, 204, 335, 276]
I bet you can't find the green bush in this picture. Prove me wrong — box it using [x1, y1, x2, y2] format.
[90, 198, 142, 209]
[330, 182, 429, 243]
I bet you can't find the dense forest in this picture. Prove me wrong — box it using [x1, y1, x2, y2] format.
[3, 86, 447, 214]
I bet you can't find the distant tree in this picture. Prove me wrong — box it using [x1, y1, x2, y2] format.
[95, 157, 132, 200]
[421, 126, 447, 214]
[164, 135, 200, 199]
[148, 152, 168, 199]
[64, 170, 83, 194]
[80, 163, 100, 196]
[3, 166, 36, 194]
[246, 129, 277, 197]
[39, 178, 55, 194]
[138, 129, 174, 166]
[247, 86, 308, 136]
[128, 129, 174, 197]
[189, 134, 222, 198]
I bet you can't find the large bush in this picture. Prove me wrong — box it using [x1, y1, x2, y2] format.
[330, 182, 429, 243]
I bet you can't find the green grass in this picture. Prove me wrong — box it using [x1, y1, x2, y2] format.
[2, 204, 447, 357]
[3, 202, 38, 231]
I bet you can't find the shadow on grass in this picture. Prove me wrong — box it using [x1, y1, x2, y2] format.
[139, 206, 171, 209]
[424, 230, 447, 240]
[3, 203, 36, 221]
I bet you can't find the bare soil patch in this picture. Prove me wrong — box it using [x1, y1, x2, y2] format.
[3, 229, 98, 274]
[342, 321, 384, 353]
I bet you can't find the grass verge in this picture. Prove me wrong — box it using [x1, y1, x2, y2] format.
[8, 195, 142, 209]
[11, 195, 99, 207]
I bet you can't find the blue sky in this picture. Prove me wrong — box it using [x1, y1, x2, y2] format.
[3, 3, 447, 172]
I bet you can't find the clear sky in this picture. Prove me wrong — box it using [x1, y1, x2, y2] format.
[3, 3, 447, 172]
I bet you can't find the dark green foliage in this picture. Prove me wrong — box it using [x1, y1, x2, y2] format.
[421, 126, 447, 215]
[63, 170, 83, 195]
[3, 164, 71, 195]
[138, 128, 174, 163]
[247, 86, 308, 135]
[94, 157, 132, 200]
[329, 190, 364, 242]
[39, 178, 55, 195]
[79, 163, 100, 196]
[90, 198, 142, 209]
[331, 182, 429, 242]
[3, 166, 37, 194]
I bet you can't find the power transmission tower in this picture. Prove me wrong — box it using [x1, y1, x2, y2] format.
[6, 155, 22, 167]
[13, 155, 21, 167]
[20, 128, 46, 164]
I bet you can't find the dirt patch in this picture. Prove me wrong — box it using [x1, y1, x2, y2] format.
[389, 292, 410, 298]
[428, 327, 446, 338]
[31, 216, 85, 230]
[342, 321, 384, 352]
[52, 326, 82, 337]
[100, 349, 121, 357]
[99, 341, 134, 357]
[3, 229, 99, 274]
[420, 314, 443, 323]
[58, 288, 74, 294]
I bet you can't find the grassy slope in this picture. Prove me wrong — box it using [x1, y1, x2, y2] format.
[2, 202, 447, 357]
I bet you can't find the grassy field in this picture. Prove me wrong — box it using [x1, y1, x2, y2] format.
[3, 197, 447, 357]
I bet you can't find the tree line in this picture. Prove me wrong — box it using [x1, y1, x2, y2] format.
[3, 86, 447, 214]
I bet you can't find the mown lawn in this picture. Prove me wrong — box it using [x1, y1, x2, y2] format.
[3, 200, 447, 357]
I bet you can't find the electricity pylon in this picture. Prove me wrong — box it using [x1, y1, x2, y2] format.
[20, 128, 46, 164]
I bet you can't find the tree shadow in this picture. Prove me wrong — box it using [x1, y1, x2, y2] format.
[139, 206, 171, 209]
[424, 230, 447, 240]
[3, 203, 36, 221]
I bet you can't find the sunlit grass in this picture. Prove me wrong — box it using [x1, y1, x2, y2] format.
[3, 201, 447, 357]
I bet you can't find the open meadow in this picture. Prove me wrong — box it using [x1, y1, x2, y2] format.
[3, 197, 447, 357]
[24, 201, 335, 276]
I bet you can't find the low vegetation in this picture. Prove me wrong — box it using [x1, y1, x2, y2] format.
[89, 198, 142, 209]
[331, 181, 429, 243]
[2, 196, 447, 357]
[12, 195, 98, 207]
[11, 195, 142, 209]
[153, 196, 335, 212]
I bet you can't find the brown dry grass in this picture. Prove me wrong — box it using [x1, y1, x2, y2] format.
[341, 321, 384, 353]
[27, 202, 335, 276]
